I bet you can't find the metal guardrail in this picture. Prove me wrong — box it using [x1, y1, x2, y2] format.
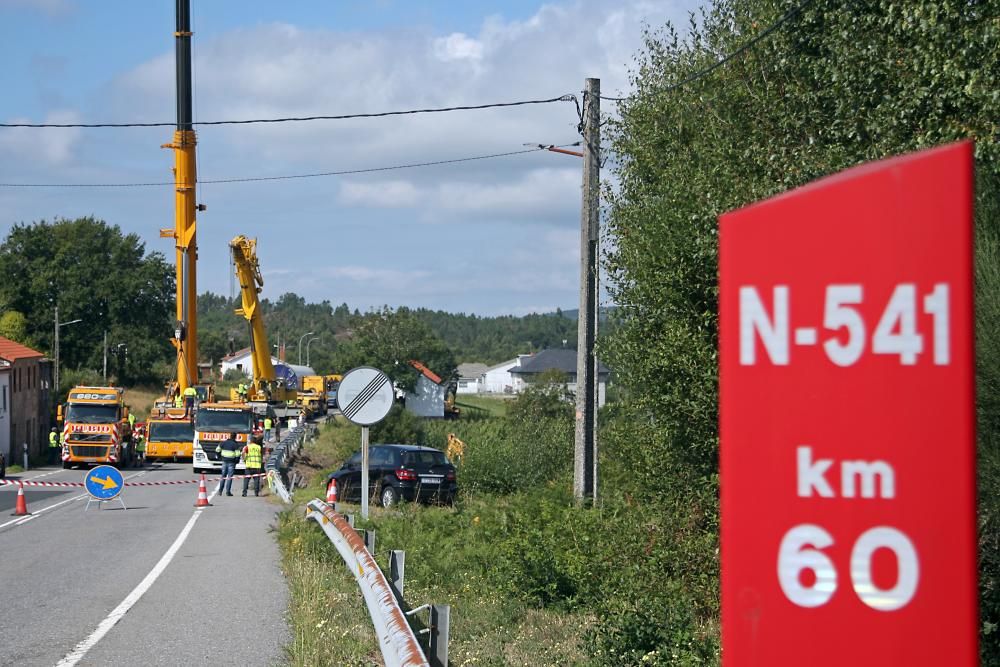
[265, 422, 316, 503]
[305, 498, 430, 667]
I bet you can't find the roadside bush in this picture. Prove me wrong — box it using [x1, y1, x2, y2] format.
[369, 403, 426, 445]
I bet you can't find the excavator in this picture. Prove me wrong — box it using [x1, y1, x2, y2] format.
[229, 235, 299, 419]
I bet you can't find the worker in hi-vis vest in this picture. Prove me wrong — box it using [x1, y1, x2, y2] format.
[241, 436, 264, 496]
[183, 386, 197, 417]
[48, 427, 60, 465]
[217, 434, 241, 497]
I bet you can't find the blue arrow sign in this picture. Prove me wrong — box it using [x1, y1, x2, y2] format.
[84, 465, 124, 500]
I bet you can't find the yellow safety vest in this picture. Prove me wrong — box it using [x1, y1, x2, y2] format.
[219, 441, 241, 459]
[263, 418, 272, 430]
[183, 387, 197, 397]
[244, 443, 262, 469]
[49, 432, 59, 447]
[174, 395, 183, 407]
[136, 437, 146, 453]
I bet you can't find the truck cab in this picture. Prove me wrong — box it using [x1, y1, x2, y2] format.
[192, 402, 254, 474]
[59, 386, 132, 469]
[145, 406, 194, 461]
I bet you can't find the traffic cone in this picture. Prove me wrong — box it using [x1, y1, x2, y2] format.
[325, 479, 338, 504]
[11, 481, 30, 516]
[194, 473, 212, 507]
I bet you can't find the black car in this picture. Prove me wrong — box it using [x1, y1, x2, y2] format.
[326, 444, 457, 507]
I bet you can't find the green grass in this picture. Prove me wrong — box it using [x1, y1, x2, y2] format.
[278, 420, 593, 666]
[123, 385, 163, 419]
[455, 395, 510, 418]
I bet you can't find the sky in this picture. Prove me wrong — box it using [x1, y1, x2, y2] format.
[0, 0, 701, 316]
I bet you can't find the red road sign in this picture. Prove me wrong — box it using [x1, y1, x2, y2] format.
[719, 141, 977, 665]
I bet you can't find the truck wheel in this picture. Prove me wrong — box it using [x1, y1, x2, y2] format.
[62, 461, 72, 469]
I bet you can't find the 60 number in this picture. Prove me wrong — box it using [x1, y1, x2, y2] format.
[777, 524, 919, 611]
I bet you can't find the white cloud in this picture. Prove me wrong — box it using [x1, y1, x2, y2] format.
[0, 110, 81, 164]
[338, 167, 579, 222]
[433, 33, 484, 62]
[16, 0, 698, 314]
[339, 180, 421, 208]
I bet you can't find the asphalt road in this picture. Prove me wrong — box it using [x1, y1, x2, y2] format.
[0, 462, 290, 666]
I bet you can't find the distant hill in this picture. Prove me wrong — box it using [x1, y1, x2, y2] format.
[547, 307, 617, 322]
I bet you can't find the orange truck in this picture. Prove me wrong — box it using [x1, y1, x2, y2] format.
[145, 406, 194, 461]
[58, 386, 133, 469]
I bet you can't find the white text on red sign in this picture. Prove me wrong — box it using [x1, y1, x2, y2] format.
[778, 445, 918, 612]
[740, 284, 950, 366]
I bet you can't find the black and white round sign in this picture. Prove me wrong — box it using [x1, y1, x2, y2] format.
[336, 366, 394, 425]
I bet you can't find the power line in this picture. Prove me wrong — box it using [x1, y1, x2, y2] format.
[600, 0, 818, 102]
[0, 143, 581, 188]
[0, 95, 577, 129]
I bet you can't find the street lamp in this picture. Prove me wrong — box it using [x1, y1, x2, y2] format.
[53, 306, 83, 401]
[305, 336, 320, 367]
[297, 331, 314, 365]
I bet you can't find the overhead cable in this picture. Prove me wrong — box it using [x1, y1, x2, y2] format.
[0, 95, 577, 129]
[0, 143, 581, 188]
[601, 0, 818, 102]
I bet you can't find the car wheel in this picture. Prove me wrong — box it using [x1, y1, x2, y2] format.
[380, 484, 399, 508]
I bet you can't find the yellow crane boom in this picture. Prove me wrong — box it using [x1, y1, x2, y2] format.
[230, 235, 293, 404]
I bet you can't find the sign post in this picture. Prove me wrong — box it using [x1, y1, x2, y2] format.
[337, 366, 394, 519]
[719, 142, 977, 665]
[84, 464, 126, 511]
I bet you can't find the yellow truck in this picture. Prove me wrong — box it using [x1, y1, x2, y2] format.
[58, 386, 133, 469]
[297, 375, 328, 417]
[144, 406, 194, 461]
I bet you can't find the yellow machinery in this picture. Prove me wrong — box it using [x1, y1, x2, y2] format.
[158, 0, 200, 399]
[229, 235, 298, 415]
[297, 375, 328, 417]
[145, 406, 195, 461]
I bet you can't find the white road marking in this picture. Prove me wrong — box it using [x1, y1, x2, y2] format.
[54, 486, 219, 667]
[0, 470, 149, 530]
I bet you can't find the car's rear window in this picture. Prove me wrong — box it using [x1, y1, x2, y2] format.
[402, 450, 447, 466]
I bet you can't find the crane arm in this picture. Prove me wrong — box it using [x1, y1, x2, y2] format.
[230, 235, 277, 389]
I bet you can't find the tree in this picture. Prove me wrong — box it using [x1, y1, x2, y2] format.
[332, 307, 456, 392]
[0, 311, 30, 346]
[599, 0, 1000, 662]
[0, 217, 174, 383]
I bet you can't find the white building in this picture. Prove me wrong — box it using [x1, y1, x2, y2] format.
[219, 348, 314, 390]
[509, 348, 611, 407]
[480, 354, 533, 394]
[456, 363, 488, 395]
[404, 362, 446, 418]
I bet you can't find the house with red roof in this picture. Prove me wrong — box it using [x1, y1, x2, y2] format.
[404, 360, 448, 418]
[0, 336, 52, 466]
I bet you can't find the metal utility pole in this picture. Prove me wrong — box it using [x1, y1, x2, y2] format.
[53, 307, 82, 402]
[573, 78, 600, 504]
[54, 306, 59, 402]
